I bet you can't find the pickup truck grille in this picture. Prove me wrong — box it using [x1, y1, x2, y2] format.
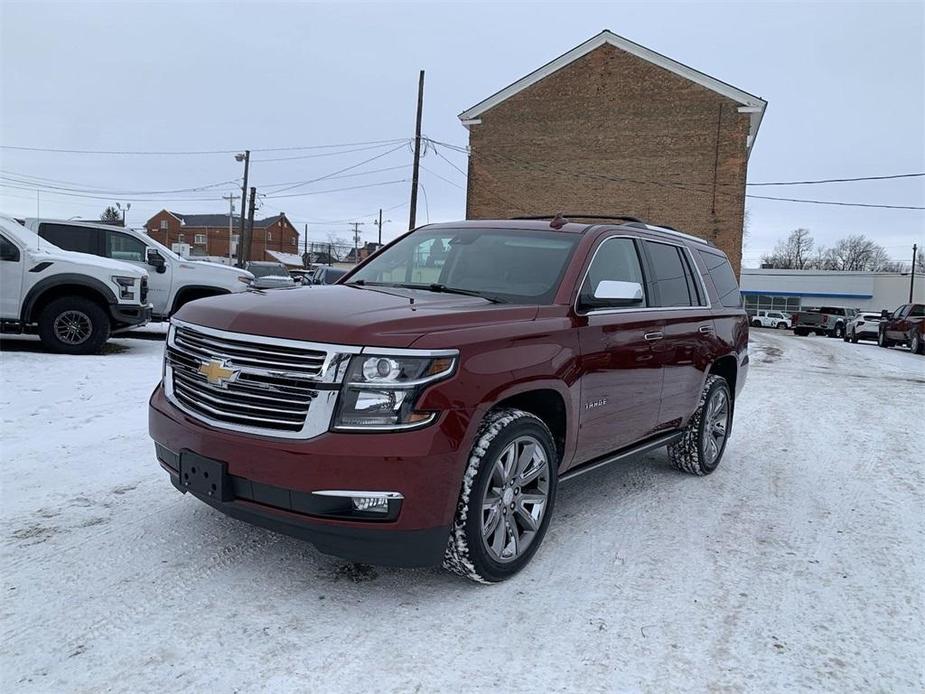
[165, 322, 341, 436]
[140, 276, 148, 304]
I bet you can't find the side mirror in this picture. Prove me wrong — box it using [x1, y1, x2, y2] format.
[146, 248, 167, 274]
[592, 280, 644, 306]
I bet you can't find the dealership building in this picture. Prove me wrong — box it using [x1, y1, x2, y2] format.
[740, 268, 923, 315]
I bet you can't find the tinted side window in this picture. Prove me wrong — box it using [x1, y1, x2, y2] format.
[105, 232, 147, 262]
[39, 223, 99, 255]
[644, 241, 695, 307]
[910, 304, 925, 317]
[698, 250, 741, 308]
[0, 233, 20, 261]
[579, 237, 647, 309]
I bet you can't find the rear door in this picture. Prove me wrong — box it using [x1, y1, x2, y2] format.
[575, 236, 663, 462]
[37, 222, 101, 256]
[640, 240, 711, 428]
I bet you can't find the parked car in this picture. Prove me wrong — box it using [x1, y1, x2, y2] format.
[26, 219, 253, 320]
[244, 261, 296, 289]
[844, 311, 883, 343]
[750, 310, 790, 329]
[149, 216, 748, 582]
[791, 306, 856, 338]
[1, 216, 150, 354]
[309, 266, 348, 285]
[878, 303, 925, 354]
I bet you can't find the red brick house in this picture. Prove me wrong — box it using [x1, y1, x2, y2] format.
[144, 210, 299, 263]
[458, 30, 767, 275]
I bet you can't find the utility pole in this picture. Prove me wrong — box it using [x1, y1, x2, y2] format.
[372, 208, 391, 247]
[302, 223, 309, 268]
[350, 222, 366, 264]
[408, 69, 425, 231]
[242, 186, 256, 265]
[222, 193, 238, 263]
[911, 243, 918, 303]
[235, 150, 250, 267]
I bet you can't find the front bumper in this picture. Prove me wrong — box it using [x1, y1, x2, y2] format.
[149, 385, 471, 567]
[110, 303, 152, 328]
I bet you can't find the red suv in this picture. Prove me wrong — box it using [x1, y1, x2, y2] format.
[149, 216, 748, 582]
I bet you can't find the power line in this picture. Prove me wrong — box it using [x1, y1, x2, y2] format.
[265, 143, 408, 195]
[251, 141, 410, 163]
[0, 138, 409, 156]
[426, 138, 925, 211]
[263, 179, 410, 200]
[748, 172, 925, 186]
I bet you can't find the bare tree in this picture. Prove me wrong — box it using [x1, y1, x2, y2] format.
[761, 228, 814, 269]
[818, 235, 895, 271]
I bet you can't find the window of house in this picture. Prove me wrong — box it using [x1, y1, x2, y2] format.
[194, 234, 207, 245]
[178, 234, 185, 243]
[644, 241, 702, 307]
[578, 237, 647, 311]
[160, 220, 168, 230]
[267, 232, 273, 242]
[232, 234, 240, 243]
[105, 231, 147, 262]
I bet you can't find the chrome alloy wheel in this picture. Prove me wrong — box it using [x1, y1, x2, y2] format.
[702, 387, 730, 467]
[480, 435, 551, 563]
[53, 310, 93, 345]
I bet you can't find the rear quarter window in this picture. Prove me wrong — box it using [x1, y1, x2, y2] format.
[698, 250, 741, 308]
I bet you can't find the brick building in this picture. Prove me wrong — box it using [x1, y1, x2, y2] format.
[458, 30, 767, 275]
[144, 210, 299, 263]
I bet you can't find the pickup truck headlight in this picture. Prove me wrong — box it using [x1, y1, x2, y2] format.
[332, 352, 457, 431]
[112, 275, 136, 301]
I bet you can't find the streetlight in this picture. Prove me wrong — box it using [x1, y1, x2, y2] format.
[373, 209, 392, 246]
[115, 202, 131, 226]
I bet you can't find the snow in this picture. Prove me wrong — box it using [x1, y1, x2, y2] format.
[265, 250, 306, 267]
[1, 329, 923, 691]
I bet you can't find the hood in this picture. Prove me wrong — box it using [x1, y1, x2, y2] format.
[175, 284, 539, 348]
[180, 259, 253, 279]
[28, 246, 147, 277]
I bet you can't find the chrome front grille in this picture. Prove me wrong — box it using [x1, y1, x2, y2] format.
[164, 320, 360, 438]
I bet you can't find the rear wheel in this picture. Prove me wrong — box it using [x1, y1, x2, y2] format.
[443, 408, 557, 583]
[668, 376, 732, 476]
[878, 329, 892, 348]
[910, 331, 923, 355]
[37, 296, 110, 355]
[833, 324, 845, 339]
[751, 319, 761, 328]
[794, 328, 808, 336]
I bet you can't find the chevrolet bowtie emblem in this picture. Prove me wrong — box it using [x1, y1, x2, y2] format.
[198, 359, 238, 387]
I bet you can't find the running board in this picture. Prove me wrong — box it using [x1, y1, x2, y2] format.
[559, 430, 683, 482]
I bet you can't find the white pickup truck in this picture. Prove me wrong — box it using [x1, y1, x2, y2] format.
[25, 219, 253, 321]
[1, 216, 151, 354]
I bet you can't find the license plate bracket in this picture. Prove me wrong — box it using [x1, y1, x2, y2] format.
[179, 452, 232, 502]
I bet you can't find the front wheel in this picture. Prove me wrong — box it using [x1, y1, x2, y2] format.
[669, 375, 732, 476]
[833, 324, 845, 339]
[443, 408, 558, 583]
[37, 296, 111, 355]
[751, 319, 761, 328]
[778, 322, 789, 330]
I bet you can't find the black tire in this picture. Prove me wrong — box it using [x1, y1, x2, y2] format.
[777, 322, 789, 330]
[851, 332, 859, 344]
[37, 296, 111, 355]
[443, 408, 558, 583]
[668, 375, 732, 476]
[878, 329, 892, 348]
[794, 328, 808, 336]
[751, 319, 761, 328]
[833, 324, 845, 339]
[910, 331, 924, 355]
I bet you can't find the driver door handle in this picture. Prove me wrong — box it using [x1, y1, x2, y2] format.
[644, 331, 664, 342]
[698, 325, 714, 334]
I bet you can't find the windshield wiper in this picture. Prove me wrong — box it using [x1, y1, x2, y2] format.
[393, 283, 507, 304]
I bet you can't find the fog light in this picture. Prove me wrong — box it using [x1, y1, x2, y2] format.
[352, 496, 390, 513]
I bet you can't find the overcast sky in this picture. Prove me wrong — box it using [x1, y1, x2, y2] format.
[1, 1, 922, 266]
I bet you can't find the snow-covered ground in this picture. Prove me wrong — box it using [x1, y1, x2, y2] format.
[1, 329, 923, 692]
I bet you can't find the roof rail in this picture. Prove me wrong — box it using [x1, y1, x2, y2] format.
[512, 213, 647, 224]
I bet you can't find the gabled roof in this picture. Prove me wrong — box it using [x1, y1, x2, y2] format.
[458, 29, 768, 156]
[163, 212, 287, 229]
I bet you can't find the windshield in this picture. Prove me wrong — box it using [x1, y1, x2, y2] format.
[347, 227, 580, 304]
[248, 263, 289, 278]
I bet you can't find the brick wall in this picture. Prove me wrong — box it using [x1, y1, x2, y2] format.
[465, 43, 751, 275]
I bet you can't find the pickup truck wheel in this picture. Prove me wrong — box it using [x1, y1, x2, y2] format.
[37, 296, 110, 355]
[777, 322, 788, 330]
[794, 328, 808, 336]
[910, 331, 923, 355]
[878, 330, 892, 348]
[668, 375, 731, 476]
[443, 408, 557, 583]
[833, 324, 845, 339]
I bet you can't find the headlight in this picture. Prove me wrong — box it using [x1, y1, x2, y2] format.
[112, 275, 136, 301]
[332, 352, 457, 431]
